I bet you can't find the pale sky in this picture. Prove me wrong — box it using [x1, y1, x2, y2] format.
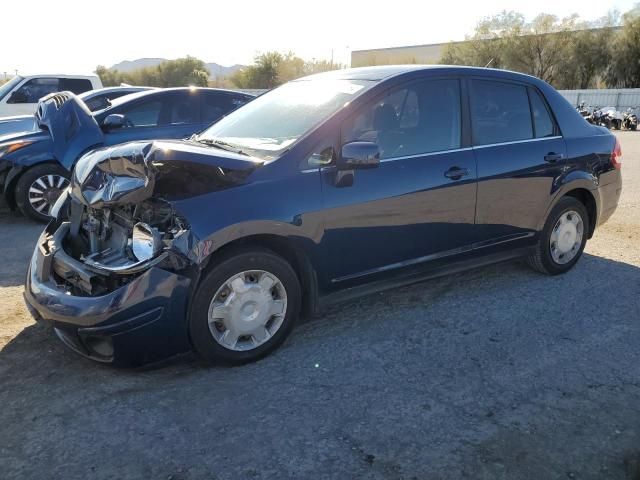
[1, 0, 636, 75]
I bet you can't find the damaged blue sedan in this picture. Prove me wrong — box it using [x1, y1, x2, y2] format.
[24, 66, 622, 366]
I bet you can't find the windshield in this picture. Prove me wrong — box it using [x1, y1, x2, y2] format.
[197, 79, 373, 160]
[0, 76, 23, 102]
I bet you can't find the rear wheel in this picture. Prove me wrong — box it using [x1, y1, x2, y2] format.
[189, 248, 301, 365]
[526, 196, 589, 275]
[14, 163, 70, 223]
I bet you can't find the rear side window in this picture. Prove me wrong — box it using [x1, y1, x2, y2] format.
[342, 78, 461, 159]
[528, 88, 556, 138]
[202, 93, 250, 125]
[60, 78, 93, 94]
[165, 94, 199, 125]
[471, 80, 533, 145]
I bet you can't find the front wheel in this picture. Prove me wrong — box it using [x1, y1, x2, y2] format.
[526, 197, 589, 275]
[189, 248, 301, 365]
[14, 163, 70, 222]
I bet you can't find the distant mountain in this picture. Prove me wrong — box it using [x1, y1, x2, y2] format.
[110, 58, 244, 79]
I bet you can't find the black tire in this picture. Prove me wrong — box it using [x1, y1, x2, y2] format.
[189, 247, 301, 365]
[526, 196, 589, 275]
[632, 124, 637, 131]
[14, 163, 70, 223]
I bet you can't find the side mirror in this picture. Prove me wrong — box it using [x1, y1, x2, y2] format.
[102, 114, 126, 130]
[338, 141, 380, 170]
[7, 91, 28, 104]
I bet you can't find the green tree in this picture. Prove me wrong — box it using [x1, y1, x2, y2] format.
[605, 8, 640, 87]
[230, 51, 344, 89]
[96, 56, 209, 88]
[440, 10, 619, 88]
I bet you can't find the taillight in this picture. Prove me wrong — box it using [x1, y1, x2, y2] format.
[612, 137, 622, 170]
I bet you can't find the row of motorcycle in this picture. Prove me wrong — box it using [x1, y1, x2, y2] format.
[577, 103, 638, 130]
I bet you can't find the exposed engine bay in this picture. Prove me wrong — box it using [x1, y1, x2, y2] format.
[40, 140, 258, 296]
[43, 198, 192, 296]
[72, 198, 189, 273]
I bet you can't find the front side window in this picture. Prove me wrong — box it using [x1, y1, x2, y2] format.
[471, 80, 533, 146]
[197, 79, 373, 160]
[119, 100, 163, 127]
[342, 79, 462, 159]
[8, 78, 60, 104]
[0, 76, 23, 101]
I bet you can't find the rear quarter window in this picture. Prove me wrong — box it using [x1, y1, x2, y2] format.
[528, 88, 556, 138]
[60, 78, 94, 95]
[471, 80, 533, 146]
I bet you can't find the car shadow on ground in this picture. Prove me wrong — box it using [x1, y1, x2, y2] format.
[2, 253, 640, 479]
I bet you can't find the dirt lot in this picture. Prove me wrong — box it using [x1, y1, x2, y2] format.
[1, 132, 639, 480]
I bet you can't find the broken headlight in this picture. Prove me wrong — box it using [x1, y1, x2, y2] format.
[132, 222, 162, 262]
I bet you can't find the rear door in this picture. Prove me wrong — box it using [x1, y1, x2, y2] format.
[321, 77, 478, 285]
[470, 79, 566, 247]
[102, 91, 201, 145]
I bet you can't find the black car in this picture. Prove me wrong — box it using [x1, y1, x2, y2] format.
[24, 66, 622, 366]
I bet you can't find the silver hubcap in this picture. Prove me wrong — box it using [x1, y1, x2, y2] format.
[550, 210, 584, 264]
[28, 174, 69, 216]
[208, 270, 287, 351]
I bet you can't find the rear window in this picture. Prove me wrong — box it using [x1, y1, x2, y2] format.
[471, 80, 533, 146]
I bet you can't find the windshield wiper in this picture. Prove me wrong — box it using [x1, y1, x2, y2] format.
[193, 137, 248, 156]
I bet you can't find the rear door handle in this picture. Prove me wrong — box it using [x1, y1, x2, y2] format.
[444, 166, 470, 180]
[544, 152, 564, 163]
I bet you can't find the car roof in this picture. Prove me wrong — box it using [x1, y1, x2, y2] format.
[78, 86, 154, 100]
[298, 65, 541, 83]
[18, 73, 98, 79]
[105, 87, 255, 109]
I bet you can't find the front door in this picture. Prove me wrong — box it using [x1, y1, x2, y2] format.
[321, 78, 478, 286]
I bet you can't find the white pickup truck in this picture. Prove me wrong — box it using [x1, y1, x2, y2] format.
[0, 74, 102, 116]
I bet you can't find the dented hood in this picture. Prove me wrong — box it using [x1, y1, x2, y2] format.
[71, 140, 262, 209]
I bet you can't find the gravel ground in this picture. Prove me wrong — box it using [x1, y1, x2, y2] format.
[1, 132, 639, 480]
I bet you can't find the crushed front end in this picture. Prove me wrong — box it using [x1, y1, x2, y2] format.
[24, 143, 200, 365]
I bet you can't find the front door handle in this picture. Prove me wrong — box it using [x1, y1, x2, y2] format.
[544, 152, 564, 163]
[444, 166, 470, 180]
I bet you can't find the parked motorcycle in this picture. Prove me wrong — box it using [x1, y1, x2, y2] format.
[590, 106, 620, 129]
[623, 107, 638, 131]
[577, 102, 594, 124]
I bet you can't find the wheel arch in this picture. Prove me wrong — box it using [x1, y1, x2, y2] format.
[3, 160, 65, 211]
[563, 188, 597, 238]
[198, 234, 320, 318]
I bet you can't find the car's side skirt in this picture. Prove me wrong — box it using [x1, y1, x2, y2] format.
[317, 246, 533, 310]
